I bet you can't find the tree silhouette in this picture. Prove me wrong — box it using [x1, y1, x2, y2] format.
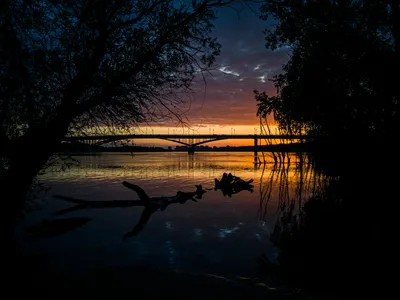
[0, 0, 236, 243]
[255, 3, 397, 293]
[255, 0, 399, 142]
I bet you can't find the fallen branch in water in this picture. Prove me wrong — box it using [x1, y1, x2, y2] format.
[53, 195, 145, 207]
[52, 181, 207, 238]
[52, 194, 146, 215]
[214, 173, 254, 197]
[122, 183, 206, 238]
[53, 182, 205, 213]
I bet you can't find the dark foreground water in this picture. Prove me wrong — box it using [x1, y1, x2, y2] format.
[18, 152, 317, 279]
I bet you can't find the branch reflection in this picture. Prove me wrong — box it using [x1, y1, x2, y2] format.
[53, 183, 206, 238]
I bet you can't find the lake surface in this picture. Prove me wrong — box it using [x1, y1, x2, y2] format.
[20, 152, 318, 278]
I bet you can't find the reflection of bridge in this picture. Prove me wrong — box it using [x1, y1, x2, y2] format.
[63, 134, 303, 157]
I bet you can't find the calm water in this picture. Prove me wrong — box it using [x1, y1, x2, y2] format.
[20, 152, 318, 277]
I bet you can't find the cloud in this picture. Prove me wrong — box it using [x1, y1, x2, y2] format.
[156, 3, 289, 127]
[218, 66, 240, 76]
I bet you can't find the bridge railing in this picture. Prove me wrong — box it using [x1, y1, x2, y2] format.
[63, 134, 305, 141]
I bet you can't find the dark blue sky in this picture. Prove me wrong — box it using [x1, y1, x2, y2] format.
[183, 2, 290, 127]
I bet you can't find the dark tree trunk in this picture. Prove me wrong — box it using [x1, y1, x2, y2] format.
[389, 0, 400, 128]
[0, 117, 71, 271]
[0, 163, 39, 280]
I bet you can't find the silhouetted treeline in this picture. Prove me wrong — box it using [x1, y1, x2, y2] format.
[256, 0, 399, 154]
[0, 0, 236, 258]
[259, 153, 385, 298]
[255, 2, 396, 296]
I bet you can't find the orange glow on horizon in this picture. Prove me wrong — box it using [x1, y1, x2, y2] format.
[134, 125, 278, 134]
[128, 125, 281, 147]
[83, 124, 282, 147]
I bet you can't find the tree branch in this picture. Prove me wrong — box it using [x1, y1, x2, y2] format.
[110, 0, 166, 30]
[57, 4, 111, 117]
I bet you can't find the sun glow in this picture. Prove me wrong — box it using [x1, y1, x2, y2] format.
[122, 125, 280, 147]
[77, 124, 282, 147]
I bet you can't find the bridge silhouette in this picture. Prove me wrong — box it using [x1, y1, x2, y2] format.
[64, 133, 304, 156]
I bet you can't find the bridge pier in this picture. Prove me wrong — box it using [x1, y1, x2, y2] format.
[188, 146, 195, 155]
[254, 138, 258, 163]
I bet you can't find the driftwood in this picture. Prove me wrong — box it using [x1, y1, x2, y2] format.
[122, 182, 206, 238]
[214, 173, 254, 197]
[53, 181, 206, 238]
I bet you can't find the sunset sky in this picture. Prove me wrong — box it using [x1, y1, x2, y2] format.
[137, 2, 289, 147]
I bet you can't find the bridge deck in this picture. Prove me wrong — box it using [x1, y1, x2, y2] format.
[64, 134, 303, 141]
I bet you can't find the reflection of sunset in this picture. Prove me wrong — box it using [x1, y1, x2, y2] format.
[43, 152, 320, 213]
[32, 152, 326, 276]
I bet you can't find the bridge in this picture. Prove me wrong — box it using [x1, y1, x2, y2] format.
[63, 133, 304, 158]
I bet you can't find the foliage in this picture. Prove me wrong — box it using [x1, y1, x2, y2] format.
[1, 0, 235, 141]
[259, 153, 382, 294]
[256, 0, 399, 140]
[0, 0, 237, 211]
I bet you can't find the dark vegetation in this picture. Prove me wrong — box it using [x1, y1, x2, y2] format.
[1, 0, 397, 297]
[0, 0, 238, 256]
[256, 0, 399, 146]
[255, 152, 387, 298]
[255, 0, 398, 297]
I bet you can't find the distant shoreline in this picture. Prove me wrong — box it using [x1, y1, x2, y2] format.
[57, 142, 310, 154]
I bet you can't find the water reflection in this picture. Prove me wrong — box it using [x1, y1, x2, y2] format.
[25, 217, 92, 239]
[258, 152, 331, 246]
[52, 182, 207, 238]
[44, 152, 331, 250]
[39, 152, 328, 244]
[29, 152, 336, 279]
[122, 182, 206, 238]
[259, 152, 329, 219]
[257, 152, 357, 293]
[41, 153, 261, 183]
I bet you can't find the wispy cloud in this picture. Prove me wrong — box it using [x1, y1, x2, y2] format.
[155, 3, 289, 127]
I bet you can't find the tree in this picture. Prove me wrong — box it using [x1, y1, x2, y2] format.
[0, 0, 237, 242]
[255, 4, 397, 293]
[255, 0, 400, 142]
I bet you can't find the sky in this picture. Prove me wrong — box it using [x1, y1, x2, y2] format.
[137, 1, 290, 146]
